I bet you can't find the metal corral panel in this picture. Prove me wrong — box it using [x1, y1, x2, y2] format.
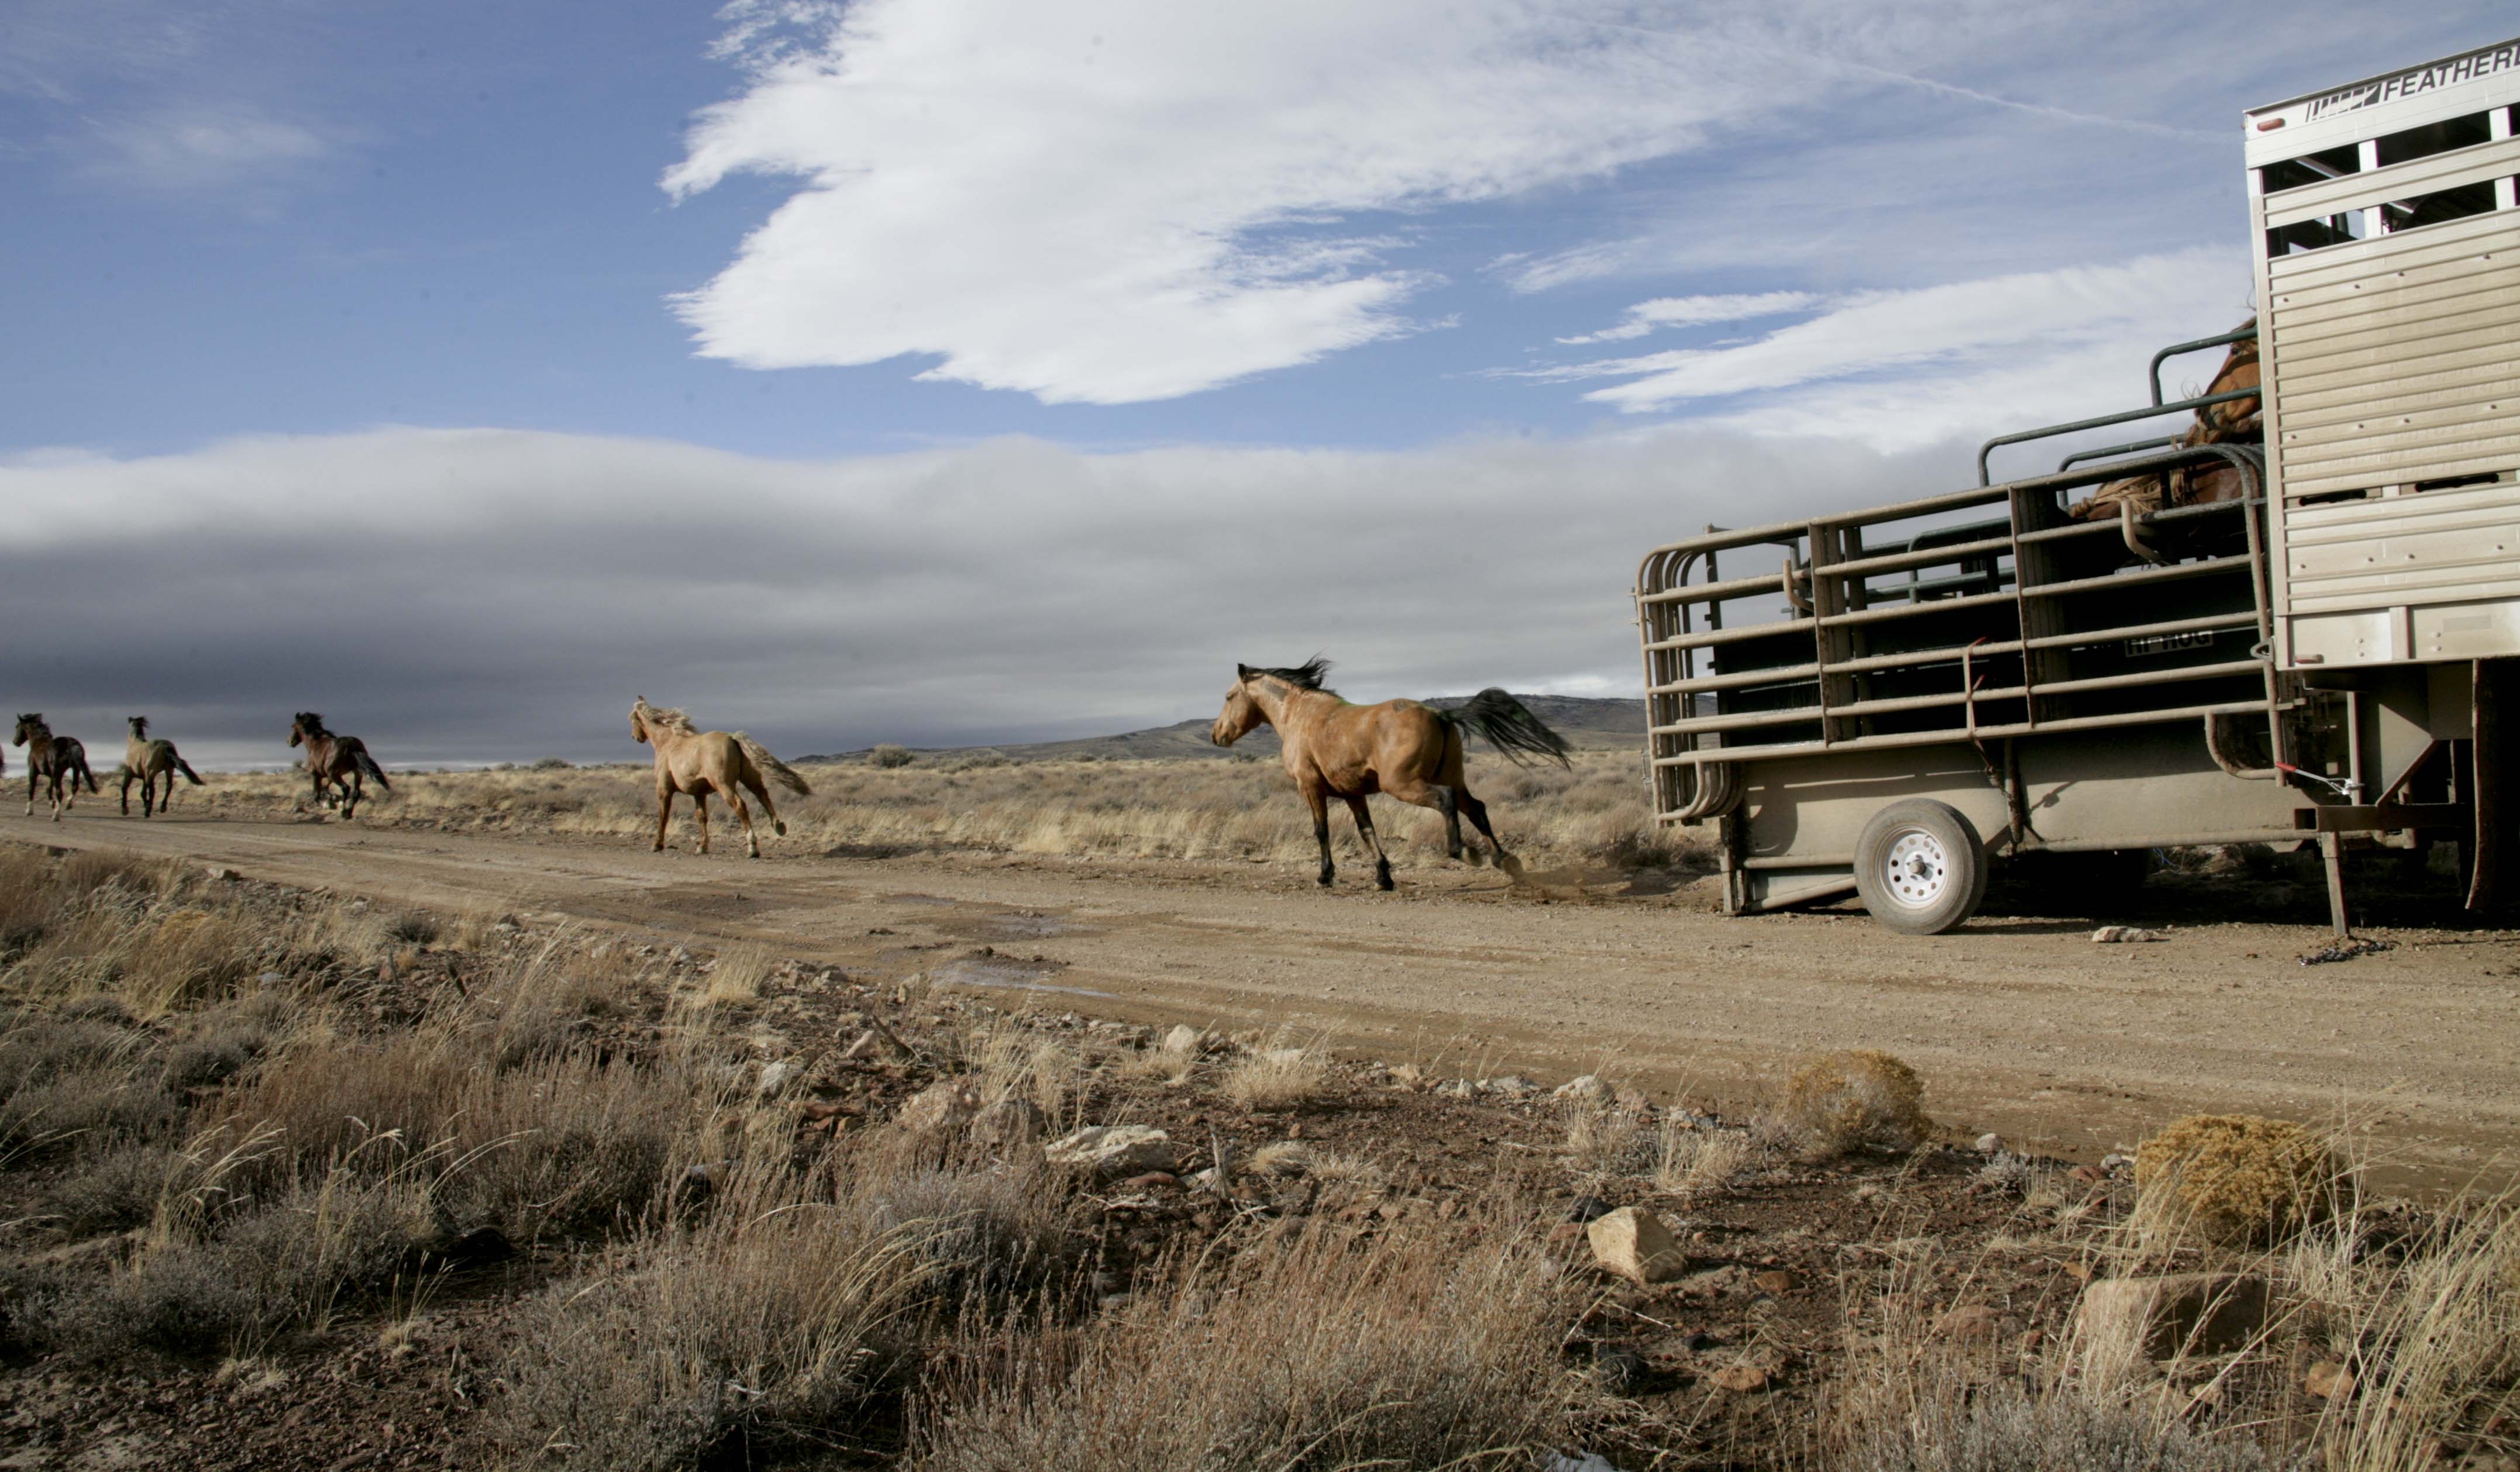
[2250, 40, 2520, 668]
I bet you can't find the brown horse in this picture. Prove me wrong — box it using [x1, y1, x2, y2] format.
[629, 697, 811, 859]
[121, 716, 204, 818]
[1210, 659, 1569, 890]
[2074, 319, 2261, 521]
[288, 713, 391, 819]
[13, 715, 98, 821]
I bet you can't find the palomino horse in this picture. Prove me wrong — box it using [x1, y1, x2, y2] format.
[629, 697, 811, 859]
[12, 714, 98, 822]
[1211, 659, 1570, 890]
[121, 716, 204, 818]
[288, 713, 391, 819]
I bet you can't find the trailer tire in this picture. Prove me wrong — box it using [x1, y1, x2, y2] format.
[1854, 800, 1987, 936]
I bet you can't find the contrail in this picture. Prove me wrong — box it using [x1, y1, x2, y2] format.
[1562, 12, 2221, 143]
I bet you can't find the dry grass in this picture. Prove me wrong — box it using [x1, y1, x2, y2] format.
[1221, 1033, 1328, 1112]
[1822, 1115, 2520, 1472]
[2285, 1187, 2520, 1471]
[190, 750, 1706, 874]
[0, 847, 709, 1366]
[696, 942, 773, 1008]
[1654, 1124, 1751, 1199]
[11, 841, 2512, 1472]
[909, 1214, 1581, 1472]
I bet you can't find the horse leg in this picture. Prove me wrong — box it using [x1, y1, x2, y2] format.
[1304, 784, 1334, 887]
[745, 773, 786, 838]
[722, 786, 760, 859]
[1343, 795, 1393, 891]
[342, 771, 362, 821]
[1458, 786, 1516, 871]
[25, 768, 34, 818]
[693, 792, 710, 854]
[653, 790, 673, 852]
[1430, 785, 1468, 861]
[120, 770, 133, 818]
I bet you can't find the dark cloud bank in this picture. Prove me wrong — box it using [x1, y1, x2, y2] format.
[2, 427, 1956, 768]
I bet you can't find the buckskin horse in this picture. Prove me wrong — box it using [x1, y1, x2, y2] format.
[629, 697, 811, 859]
[12, 714, 98, 822]
[1211, 658, 1570, 890]
[121, 716, 204, 818]
[288, 713, 391, 820]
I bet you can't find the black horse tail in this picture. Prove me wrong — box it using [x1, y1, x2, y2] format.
[174, 754, 205, 786]
[71, 747, 99, 794]
[1442, 688, 1572, 768]
[354, 748, 392, 792]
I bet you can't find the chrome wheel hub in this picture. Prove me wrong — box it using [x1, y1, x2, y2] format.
[1882, 830, 1949, 908]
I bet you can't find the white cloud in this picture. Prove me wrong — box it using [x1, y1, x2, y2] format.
[0, 423, 1950, 763]
[1555, 291, 1822, 344]
[663, 0, 2043, 405]
[1520, 249, 2250, 444]
[84, 106, 332, 191]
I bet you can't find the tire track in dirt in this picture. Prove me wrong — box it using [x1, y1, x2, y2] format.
[9, 811, 2516, 1195]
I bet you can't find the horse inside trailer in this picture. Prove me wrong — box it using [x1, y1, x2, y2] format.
[1632, 33, 2520, 935]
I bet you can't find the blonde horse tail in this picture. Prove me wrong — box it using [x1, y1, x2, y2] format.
[733, 733, 811, 796]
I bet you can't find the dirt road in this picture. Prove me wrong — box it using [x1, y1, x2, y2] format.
[11, 810, 2515, 1194]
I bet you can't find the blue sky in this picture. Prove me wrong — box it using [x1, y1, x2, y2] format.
[2, 2, 2511, 763]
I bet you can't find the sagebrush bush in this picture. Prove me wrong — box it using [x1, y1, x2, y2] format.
[1833, 1378, 2274, 1471]
[1779, 1049, 1932, 1159]
[2134, 1114, 2342, 1247]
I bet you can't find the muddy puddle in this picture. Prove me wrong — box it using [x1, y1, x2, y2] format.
[926, 953, 1114, 999]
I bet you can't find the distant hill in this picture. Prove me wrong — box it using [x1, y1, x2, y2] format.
[799, 693, 1645, 764]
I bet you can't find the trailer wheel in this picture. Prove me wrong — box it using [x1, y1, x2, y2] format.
[1854, 800, 1987, 935]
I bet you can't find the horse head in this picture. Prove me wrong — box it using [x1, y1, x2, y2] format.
[128, 716, 149, 738]
[1212, 669, 1267, 747]
[288, 712, 325, 747]
[12, 715, 39, 747]
[630, 697, 652, 745]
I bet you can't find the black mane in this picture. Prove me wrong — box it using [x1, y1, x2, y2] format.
[294, 712, 329, 735]
[1245, 656, 1333, 692]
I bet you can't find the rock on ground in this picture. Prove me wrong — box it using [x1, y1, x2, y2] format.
[896, 1081, 982, 1135]
[1586, 1206, 1686, 1284]
[2075, 1273, 2267, 1384]
[1045, 1123, 1180, 1178]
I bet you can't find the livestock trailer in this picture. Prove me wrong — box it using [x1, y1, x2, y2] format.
[1634, 35, 2520, 934]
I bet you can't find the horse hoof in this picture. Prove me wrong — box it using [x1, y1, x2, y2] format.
[1376, 873, 1395, 892]
[773, 820, 787, 837]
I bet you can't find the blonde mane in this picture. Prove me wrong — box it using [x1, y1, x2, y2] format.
[634, 698, 697, 734]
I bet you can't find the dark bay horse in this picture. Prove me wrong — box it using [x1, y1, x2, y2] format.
[121, 716, 204, 818]
[13, 714, 98, 822]
[289, 713, 391, 819]
[1211, 659, 1570, 890]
